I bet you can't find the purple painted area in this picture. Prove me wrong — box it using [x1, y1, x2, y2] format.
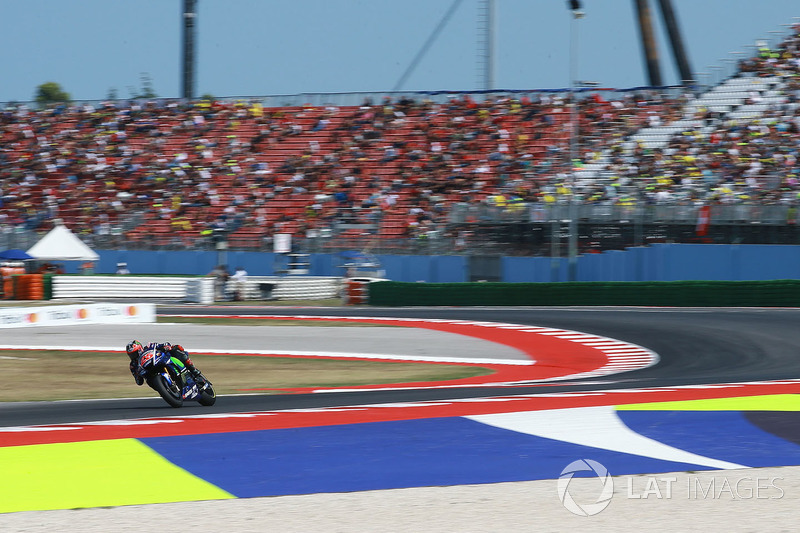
[618, 410, 800, 468]
[743, 411, 800, 446]
[142, 417, 708, 498]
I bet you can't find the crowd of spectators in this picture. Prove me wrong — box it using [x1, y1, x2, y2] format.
[0, 89, 684, 247]
[1, 23, 799, 251]
[575, 24, 800, 210]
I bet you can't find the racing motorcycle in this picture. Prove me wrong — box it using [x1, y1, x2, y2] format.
[135, 347, 216, 408]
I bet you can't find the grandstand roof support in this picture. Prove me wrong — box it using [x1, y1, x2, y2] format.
[656, 0, 694, 86]
[181, 0, 197, 100]
[633, 0, 663, 86]
[567, 1, 583, 282]
[477, 0, 496, 91]
[393, 0, 464, 91]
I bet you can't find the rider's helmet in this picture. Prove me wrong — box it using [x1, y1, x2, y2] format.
[126, 340, 144, 359]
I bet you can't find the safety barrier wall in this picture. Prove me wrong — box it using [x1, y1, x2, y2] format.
[269, 277, 341, 300]
[47, 275, 341, 302]
[53, 277, 191, 300]
[94, 250, 468, 282]
[368, 280, 800, 307]
[233, 276, 342, 301]
[186, 278, 215, 304]
[90, 244, 800, 283]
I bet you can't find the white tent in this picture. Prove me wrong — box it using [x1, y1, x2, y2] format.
[26, 225, 100, 261]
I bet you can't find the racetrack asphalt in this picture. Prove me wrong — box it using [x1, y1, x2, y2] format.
[2, 306, 800, 427]
[5, 305, 800, 531]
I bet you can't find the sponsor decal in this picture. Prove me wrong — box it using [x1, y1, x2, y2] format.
[0, 303, 155, 328]
[0, 314, 25, 325]
[47, 310, 73, 321]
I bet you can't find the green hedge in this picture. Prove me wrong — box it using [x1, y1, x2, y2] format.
[368, 280, 800, 307]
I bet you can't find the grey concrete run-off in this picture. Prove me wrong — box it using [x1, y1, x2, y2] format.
[0, 323, 529, 361]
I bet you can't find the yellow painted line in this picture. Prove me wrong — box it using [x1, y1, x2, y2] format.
[616, 394, 800, 412]
[0, 439, 234, 513]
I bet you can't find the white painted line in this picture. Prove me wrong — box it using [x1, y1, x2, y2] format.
[0, 426, 83, 432]
[581, 341, 635, 347]
[467, 406, 746, 470]
[599, 348, 651, 353]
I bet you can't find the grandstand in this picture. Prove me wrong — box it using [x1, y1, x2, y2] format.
[2, 21, 800, 257]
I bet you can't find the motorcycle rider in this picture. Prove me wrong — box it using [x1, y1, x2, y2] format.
[125, 340, 206, 386]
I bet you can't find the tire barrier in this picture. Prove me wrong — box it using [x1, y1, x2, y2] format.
[344, 280, 369, 305]
[0, 265, 25, 299]
[368, 280, 800, 307]
[12, 274, 45, 300]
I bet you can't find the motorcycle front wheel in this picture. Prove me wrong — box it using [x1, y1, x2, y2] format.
[150, 372, 183, 408]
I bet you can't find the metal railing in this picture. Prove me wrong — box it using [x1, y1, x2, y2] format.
[10, 203, 794, 255]
[2, 85, 690, 111]
[0, 227, 40, 252]
[4, 202, 798, 259]
[448, 203, 798, 226]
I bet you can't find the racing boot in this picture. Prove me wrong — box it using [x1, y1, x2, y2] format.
[185, 358, 206, 386]
[130, 361, 144, 386]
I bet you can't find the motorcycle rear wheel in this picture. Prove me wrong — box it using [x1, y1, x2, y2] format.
[198, 382, 216, 406]
[150, 372, 183, 408]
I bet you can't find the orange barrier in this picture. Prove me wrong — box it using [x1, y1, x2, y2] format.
[11, 274, 45, 300]
[1, 266, 25, 299]
[345, 280, 368, 305]
[27, 274, 45, 300]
